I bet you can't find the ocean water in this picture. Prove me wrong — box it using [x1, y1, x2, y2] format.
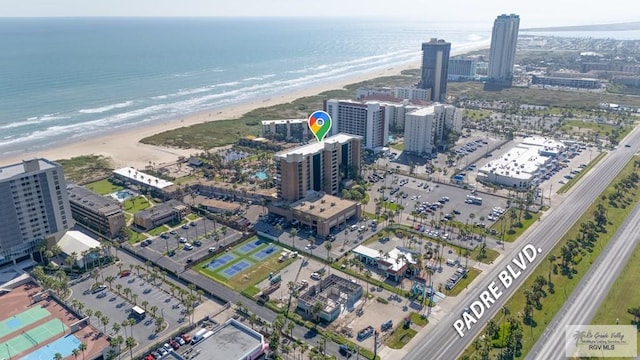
[0, 17, 493, 156]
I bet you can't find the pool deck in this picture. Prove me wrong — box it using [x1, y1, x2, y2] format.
[0, 282, 109, 360]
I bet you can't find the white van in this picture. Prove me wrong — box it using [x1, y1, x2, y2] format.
[350, 224, 358, 231]
[191, 328, 208, 344]
[445, 259, 456, 267]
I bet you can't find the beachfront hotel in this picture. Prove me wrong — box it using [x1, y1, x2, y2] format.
[488, 14, 520, 85]
[274, 133, 361, 203]
[260, 118, 311, 142]
[324, 99, 388, 150]
[67, 184, 126, 239]
[403, 104, 463, 155]
[0, 159, 74, 265]
[419, 38, 451, 102]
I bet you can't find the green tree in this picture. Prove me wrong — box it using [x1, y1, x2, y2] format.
[78, 342, 87, 360]
[126, 336, 136, 360]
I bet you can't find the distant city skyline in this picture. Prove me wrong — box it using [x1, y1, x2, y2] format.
[1, 0, 638, 28]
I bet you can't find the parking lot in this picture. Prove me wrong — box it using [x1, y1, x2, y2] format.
[141, 217, 243, 266]
[70, 267, 187, 348]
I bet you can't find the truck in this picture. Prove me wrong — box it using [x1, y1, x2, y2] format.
[465, 195, 483, 205]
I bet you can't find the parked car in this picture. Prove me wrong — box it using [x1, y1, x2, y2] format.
[339, 344, 354, 357]
[208, 247, 216, 253]
[181, 224, 189, 230]
[179, 237, 187, 243]
[184, 243, 193, 250]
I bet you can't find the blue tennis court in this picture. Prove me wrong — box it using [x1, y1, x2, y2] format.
[237, 239, 265, 254]
[221, 260, 253, 278]
[21, 334, 81, 360]
[251, 246, 278, 261]
[206, 253, 237, 270]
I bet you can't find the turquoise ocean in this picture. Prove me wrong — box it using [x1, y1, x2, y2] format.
[0, 17, 637, 157]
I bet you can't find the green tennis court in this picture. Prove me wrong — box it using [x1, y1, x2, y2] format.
[0, 318, 67, 359]
[0, 307, 50, 338]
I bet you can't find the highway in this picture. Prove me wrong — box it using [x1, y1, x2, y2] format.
[403, 126, 640, 360]
[527, 202, 640, 360]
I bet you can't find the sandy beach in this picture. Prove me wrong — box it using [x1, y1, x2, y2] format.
[2, 42, 489, 169]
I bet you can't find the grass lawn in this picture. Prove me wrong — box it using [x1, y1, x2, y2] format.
[84, 179, 124, 195]
[409, 312, 429, 327]
[489, 210, 543, 243]
[382, 201, 400, 211]
[386, 326, 417, 349]
[391, 143, 404, 151]
[557, 151, 607, 194]
[469, 246, 500, 264]
[463, 155, 640, 359]
[186, 213, 200, 221]
[590, 240, 640, 356]
[444, 268, 481, 297]
[123, 196, 151, 213]
[126, 228, 148, 244]
[175, 175, 196, 185]
[148, 225, 170, 237]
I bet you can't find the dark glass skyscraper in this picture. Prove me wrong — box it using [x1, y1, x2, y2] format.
[488, 14, 520, 85]
[419, 38, 451, 102]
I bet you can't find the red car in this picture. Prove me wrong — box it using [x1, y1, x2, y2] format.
[169, 340, 180, 350]
[119, 271, 131, 278]
[144, 355, 154, 360]
[181, 334, 192, 343]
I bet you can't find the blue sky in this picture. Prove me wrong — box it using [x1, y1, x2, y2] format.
[1, 0, 637, 28]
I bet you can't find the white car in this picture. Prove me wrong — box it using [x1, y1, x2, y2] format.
[184, 243, 193, 250]
[310, 273, 321, 280]
[208, 247, 216, 253]
[179, 237, 187, 243]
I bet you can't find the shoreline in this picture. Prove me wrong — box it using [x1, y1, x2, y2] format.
[1, 42, 489, 170]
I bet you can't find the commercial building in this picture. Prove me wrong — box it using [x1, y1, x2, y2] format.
[291, 193, 360, 237]
[488, 14, 520, 85]
[112, 167, 174, 197]
[419, 38, 451, 102]
[67, 184, 125, 238]
[0, 159, 73, 265]
[531, 75, 601, 89]
[274, 134, 361, 202]
[260, 119, 310, 142]
[172, 319, 268, 360]
[57, 230, 103, 269]
[200, 198, 242, 214]
[403, 104, 463, 155]
[448, 57, 478, 81]
[476, 136, 566, 188]
[133, 199, 189, 230]
[355, 87, 430, 102]
[324, 99, 387, 150]
[352, 245, 417, 281]
[296, 274, 363, 323]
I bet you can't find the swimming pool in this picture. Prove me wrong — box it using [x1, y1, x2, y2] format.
[255, 171, 268, 180]
[115, 189, 134, 201]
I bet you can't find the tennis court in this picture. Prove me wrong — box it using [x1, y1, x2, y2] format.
[0, 306, 50, 338]
[237, 238, 265, 254]
[21, 334, 82, 360]
[206, 253, 237, 270]
[251, 246, 278, 261]
[221, 260, 253, 278]
[0, 318, 67, 359]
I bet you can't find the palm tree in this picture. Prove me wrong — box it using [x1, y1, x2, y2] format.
[78, 342, 87, 360]
[126, 336, 136, 360]
[72, 348, 80, 359]
[121, 320, 129, 337]
[101, 316, 110, 334]
[128, 318, 135, 338]
[54, 353, 63, 360]
[290, 228, 298, 251]
[131, 293, 138, 305]
[112, 322, 121, 336]
[324, 241, 332, 274]
[141, 300, 149, 311]
[311, 301, 324, 324]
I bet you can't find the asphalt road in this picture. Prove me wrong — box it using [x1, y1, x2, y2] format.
[403, 127, 640, 360]
[527, 202, 640, 360]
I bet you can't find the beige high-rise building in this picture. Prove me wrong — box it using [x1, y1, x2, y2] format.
[404, 104, 463, 155]
[275, 134, 362, 202]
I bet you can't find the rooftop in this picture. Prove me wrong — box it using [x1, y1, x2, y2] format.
[193, 319, 265, 360]
[275, 133, 361, 159]
[57, 231, 102, 260]
[352, 245, 416, 273]
[113, 167, 174, 189]
[291, 193, 358, 220]
[67, 185, 122, 216]
[201, 198, 242, 211]
[298, 274, 362, 315]
[407, 105, 436, 117]
[479, 137, 565, 180]
[0, 158, 59, 181]
[261, 119, 306, 125]
[135, 199, 186, 219]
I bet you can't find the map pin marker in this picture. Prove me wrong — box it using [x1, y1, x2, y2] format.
[308, 110, 332, 142]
